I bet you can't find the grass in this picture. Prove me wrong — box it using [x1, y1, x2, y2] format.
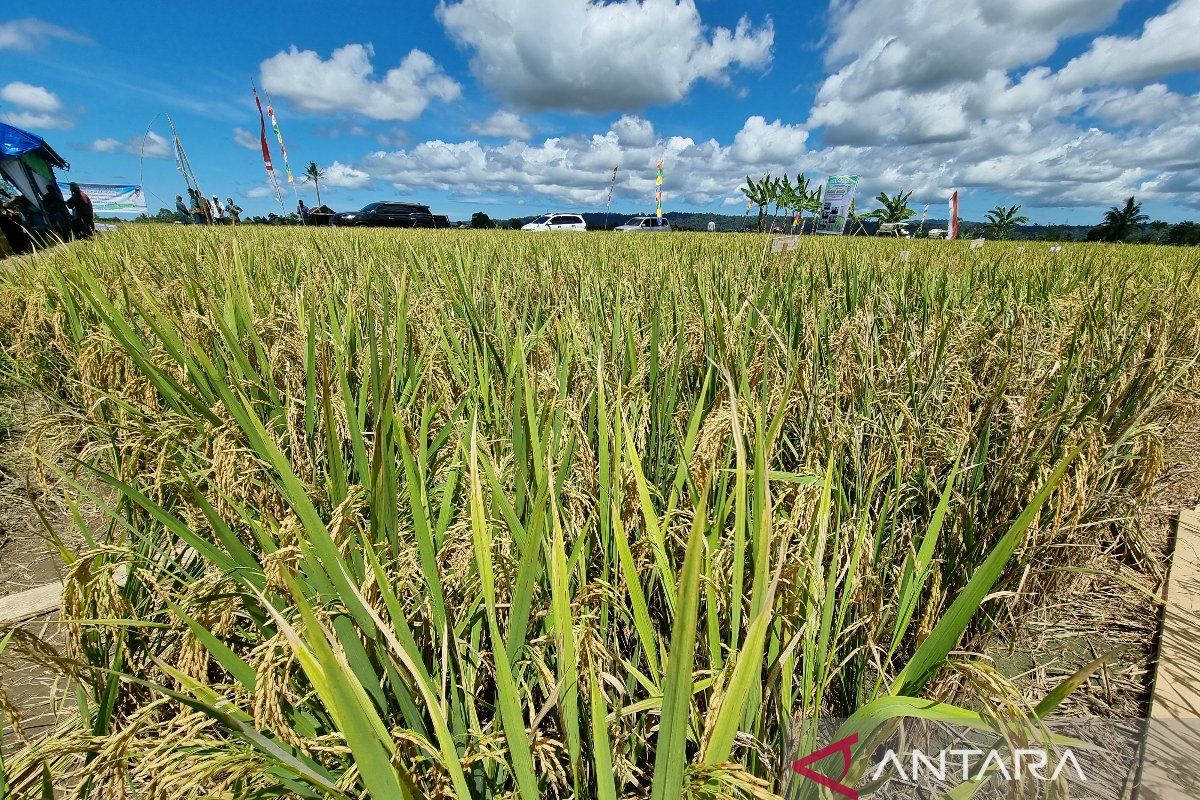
[0, 226, 1198, 798]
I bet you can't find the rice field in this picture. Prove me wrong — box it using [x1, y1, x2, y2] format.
[1, 226, 1198, 799]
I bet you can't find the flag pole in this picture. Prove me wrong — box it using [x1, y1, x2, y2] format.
[655, 158, 664, 219]
[166, 114, 202, 199]
[252, 85, 286, 212]
[264, 90, 299, 207]
[605, 165, 618, 230]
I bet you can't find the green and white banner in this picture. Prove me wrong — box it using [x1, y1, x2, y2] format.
[57, 182, 147, 214]
[815, 175, 860, 235]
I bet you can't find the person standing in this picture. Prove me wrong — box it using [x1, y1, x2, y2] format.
[211, 195, 225, 223]
[196, 191, 213, 225]
[66, 183, 95, 238]
[175, 195, 191, 223]
[187, 189, 204, 224]
[41, 185, 71, 239]
[297, 198, 308, 224]
[226, 198, 242, 225]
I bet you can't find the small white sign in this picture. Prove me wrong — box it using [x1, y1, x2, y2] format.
[970, 238, 986, 250]
[1015, 246, 1026, 255]
[1050, 245, 1063, 252]
[898, 250, 910, 262]
[770, 235, 801, 253]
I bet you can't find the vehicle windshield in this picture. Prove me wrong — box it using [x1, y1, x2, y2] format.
[358, 203, 382, 212]
[624, 217, 645, 225]
[531, 215, 552, 224]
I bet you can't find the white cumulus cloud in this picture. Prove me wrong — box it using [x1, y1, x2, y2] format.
[260, 44, 461, 121]
[1, 81, 61, 113]
[436, 0, 773, 112]
[87, 131, 170, 159]
[1057, 0, 1200, 88]
[0, 81, 72, 130]
[321, 161, 373, 190]
[730, 116, 808, 163]
[468, 110, 533, 139]
[354, 115, 815, 207]
[786, 0, 1200, 210]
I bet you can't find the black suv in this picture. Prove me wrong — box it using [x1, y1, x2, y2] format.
[332, 202, 436, 228]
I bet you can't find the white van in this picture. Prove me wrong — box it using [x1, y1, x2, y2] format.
[615, 216, 671, 232]
[521, 213, 587, 231]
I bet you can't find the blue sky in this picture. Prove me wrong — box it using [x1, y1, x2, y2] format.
[2, 0, 1199, 224]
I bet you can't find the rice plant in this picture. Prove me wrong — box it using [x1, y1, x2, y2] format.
[0, 227, 1197, 799]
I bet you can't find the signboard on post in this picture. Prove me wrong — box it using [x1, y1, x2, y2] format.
[57, 182, 147, 214]
[814, 175, 860, 235]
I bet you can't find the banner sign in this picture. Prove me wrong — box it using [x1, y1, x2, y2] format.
[814, 175, 860, 235]
[57, 182, 146, 214]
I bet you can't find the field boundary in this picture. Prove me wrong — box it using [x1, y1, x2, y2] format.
[0, 581, 64, 626]
[1135, 508, 1200, 798]
[0, 567, 127, 627]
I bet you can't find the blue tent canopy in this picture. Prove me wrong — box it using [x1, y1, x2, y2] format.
[0, 122, 69, 169]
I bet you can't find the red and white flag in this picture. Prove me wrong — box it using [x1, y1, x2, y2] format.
[253, 87, 283, 208]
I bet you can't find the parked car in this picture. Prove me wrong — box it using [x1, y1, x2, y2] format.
[875, 222, 912, 238]
[614, 216, 671, 232]
[432, 214, 450, 228]
[332, 202, 436, 228]
[520, 212, 587, 231]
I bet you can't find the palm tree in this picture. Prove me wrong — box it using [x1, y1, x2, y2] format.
[864, 191, 915, 224]
[302, 161, 326, 207]
[983, 204, 1029, 240]
[1100, 196, 1148, 242]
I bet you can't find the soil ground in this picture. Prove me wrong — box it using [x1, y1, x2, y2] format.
[0, 390, 88, 752]
[988, 415, 1200, 796]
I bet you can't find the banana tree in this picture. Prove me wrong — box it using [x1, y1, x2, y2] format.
[789, 173, 821, 233]
[865, 190, 915, 224]
[983, 204, 1030, 240]
[741, 175, 772, 232]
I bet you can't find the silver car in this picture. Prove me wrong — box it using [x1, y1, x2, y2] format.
[521, 213, 587, 231]
[615, 216, 671, 232]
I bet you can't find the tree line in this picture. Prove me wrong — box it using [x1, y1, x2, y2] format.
[739, 171, 1200, 244]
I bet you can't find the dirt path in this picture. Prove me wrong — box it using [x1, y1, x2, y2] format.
[987, 416, 1200, 798]
[0, 391, 86, 751]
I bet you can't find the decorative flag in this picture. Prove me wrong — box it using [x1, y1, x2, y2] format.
[167, 114, 202, 199]
[948, 190, 959, 240]
[172, 131, 188, 182]
[604, 165, 619, 230]
[253, 87, 284, 209]
[655, 158, 664, 218]
[266, 101, 296, 191]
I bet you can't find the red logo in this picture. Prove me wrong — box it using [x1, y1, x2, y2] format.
[791, 733, 859, 800]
